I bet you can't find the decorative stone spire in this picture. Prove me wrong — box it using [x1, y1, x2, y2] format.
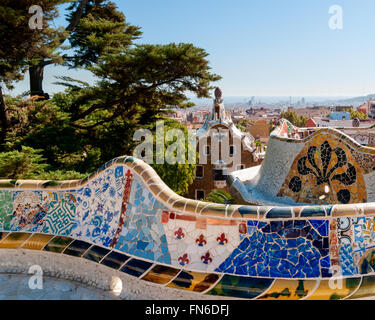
[215, 87, 222, 99]
[212, 87, 228, 121]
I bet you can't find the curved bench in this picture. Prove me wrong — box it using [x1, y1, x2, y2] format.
[229, 118, 375, 207]
[0, 153, 375, 299]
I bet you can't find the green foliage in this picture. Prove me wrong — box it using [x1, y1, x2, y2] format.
[150, 120, 197, 196]
[0, 146, 85, 180]
[33, 170, 86, 180]
[66, 0, 142, 68]
[0, 1, 220, 196]
[0, 0, 67, 87]
[337, 107, 368, 120]
[254, 140, 266, 152]
[350, 109, 368, 120]
[205, 189, 234, 204]
[237, 119, 248, 132]
[280, 111, 307, 127]
[0, 146, 48, 179]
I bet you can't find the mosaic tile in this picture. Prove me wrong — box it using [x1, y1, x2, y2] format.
[1, 152, 375, 299]
[120, 258, 153, 277]
[216, 220, 330, 278]
[278, 137, 367, 205]
[100, 251, 130, 269]
[63, 240, 91, 257]
[71, 167, 125, 247]
[10, 191, 48, 232]
[83, 245, 111, 263]
[141, 265, 180, 285]
[21, 234, 54, 250]
[257, 280, 317, 300]
[114, 176, 171, 264]
[42, 192, 77, 236]
[43, 236, 74, 253]
[0, 191, 13, 229]
[0, 232, 31, 249]
[208, 275, 274, 299]
[168, 271, 219, 293]
[305, 278, 361, 300]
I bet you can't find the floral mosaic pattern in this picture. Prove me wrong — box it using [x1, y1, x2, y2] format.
[162, 214, 242, 272]
[278, 136, 367, 205]
[71, 167, 125, 247]
[11, 191, 49, 232]
[2, 154, 375, 298]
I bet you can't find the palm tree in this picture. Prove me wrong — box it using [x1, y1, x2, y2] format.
[254, 140, 266, 152]
[205, 189, 234, 204]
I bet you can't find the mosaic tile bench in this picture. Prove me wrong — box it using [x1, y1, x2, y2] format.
[3, 118, 375, 299]
[229, 118, 375, 207]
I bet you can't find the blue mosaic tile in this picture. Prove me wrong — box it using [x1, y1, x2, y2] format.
[216, 220, 329, 278]
[339, 244, 357, 276]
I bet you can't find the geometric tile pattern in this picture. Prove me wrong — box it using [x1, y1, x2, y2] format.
[1, 155, 375, 298]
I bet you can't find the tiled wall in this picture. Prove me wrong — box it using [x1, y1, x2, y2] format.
[1, 156, 375, 299]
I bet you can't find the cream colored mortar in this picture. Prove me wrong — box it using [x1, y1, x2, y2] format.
[0, 249, 235, 300]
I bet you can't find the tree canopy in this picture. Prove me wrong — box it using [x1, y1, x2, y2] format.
[280, 111, 307, 128]
[0, 1, 220, 195]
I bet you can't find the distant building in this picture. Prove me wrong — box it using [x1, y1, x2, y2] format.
[187, 88, 263, 200]
[367, 100, 375, 119]
[247, 119, 270, 144]
[357, 103, 369, 115]
[330, 112, 351, 121]
[333, 106, 353, 112]
[305, 118, 317, 128]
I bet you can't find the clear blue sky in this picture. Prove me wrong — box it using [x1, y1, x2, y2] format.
[8, 0, 375, 97]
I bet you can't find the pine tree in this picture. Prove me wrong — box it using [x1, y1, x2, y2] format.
[0, 0, 67, 147]
[65, 0, 142, 68]
[28, 0, 90, 97]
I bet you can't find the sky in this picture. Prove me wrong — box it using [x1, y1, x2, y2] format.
[8, 0, 375, 98]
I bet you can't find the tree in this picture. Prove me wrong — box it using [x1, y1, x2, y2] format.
[65, 0, 141, 68]
[28, 0, 142, 97]
[0, 0, 67, 147]
[1, 1, 220, 194]
[237, 119, 248, 132]
[254, 140, 266, 152]
[350, 109, 368, 120]
[150, 120, 197, 196]
[205, 189, 234, 204]
[280, 111, 307, 127]
[0, 146, 85, 179]
[55, 42, 220, 163]
[28, 0, 90, 97]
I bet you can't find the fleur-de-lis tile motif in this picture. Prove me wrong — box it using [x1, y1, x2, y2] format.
[217, 233, 228, 245]
[288, 141, 357, 204]
[201, 252, 212, 265]
[178, 253, 189, 266]
[174, 228, 185, 240]
[195, 234, 207, 247]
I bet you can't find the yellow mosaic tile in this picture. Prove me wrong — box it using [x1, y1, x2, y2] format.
[141, 265, 180, 285]
[305, 278, 361, 300]
[21, 234, 54, 250]
[0, 233, 32, 249]
[168, 271, 220, 293]
[257, 280, 317, 300]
